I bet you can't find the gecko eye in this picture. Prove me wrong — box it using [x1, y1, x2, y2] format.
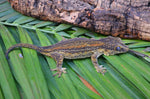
[115, 46, 121, 51]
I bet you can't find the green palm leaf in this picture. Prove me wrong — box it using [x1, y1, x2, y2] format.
[0, 0, 150, 99]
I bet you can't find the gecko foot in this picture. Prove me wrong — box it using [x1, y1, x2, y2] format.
[51, 68, 67, 78]
[95, 65, 107, 75]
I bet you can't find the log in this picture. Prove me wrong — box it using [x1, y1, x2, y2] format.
[8, 0, 150, 41]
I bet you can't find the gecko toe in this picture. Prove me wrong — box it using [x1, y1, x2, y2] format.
[51, 67, 67, 77]
[52, 72, 59, 77]
[95, 65, 107, 75]
[51, 68, 57, 71]
[62, 68, 67, 73]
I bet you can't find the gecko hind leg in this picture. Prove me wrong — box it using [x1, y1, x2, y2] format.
[91, 53, 107, 75]
[50, 53, 66, 77]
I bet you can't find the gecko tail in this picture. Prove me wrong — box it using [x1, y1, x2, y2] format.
[5, 43, 41, 59]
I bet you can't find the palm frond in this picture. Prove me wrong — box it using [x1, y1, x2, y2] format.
[0, 0, 150, 99]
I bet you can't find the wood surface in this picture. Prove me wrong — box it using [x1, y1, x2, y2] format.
[8, 0, 150, 41]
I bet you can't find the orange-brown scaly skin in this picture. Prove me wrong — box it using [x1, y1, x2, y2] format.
[6, 36, 129, 77]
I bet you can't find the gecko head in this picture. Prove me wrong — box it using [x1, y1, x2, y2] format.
[103, 36, 129, 55]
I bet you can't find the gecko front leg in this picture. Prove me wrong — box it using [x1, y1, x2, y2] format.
[91, 52, 107, 75]
[50, 53, 66, 77]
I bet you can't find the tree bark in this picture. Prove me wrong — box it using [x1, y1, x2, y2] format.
[8, 0, 150, 41]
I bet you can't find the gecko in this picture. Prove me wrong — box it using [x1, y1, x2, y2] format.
[6, 36, 129, 77]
